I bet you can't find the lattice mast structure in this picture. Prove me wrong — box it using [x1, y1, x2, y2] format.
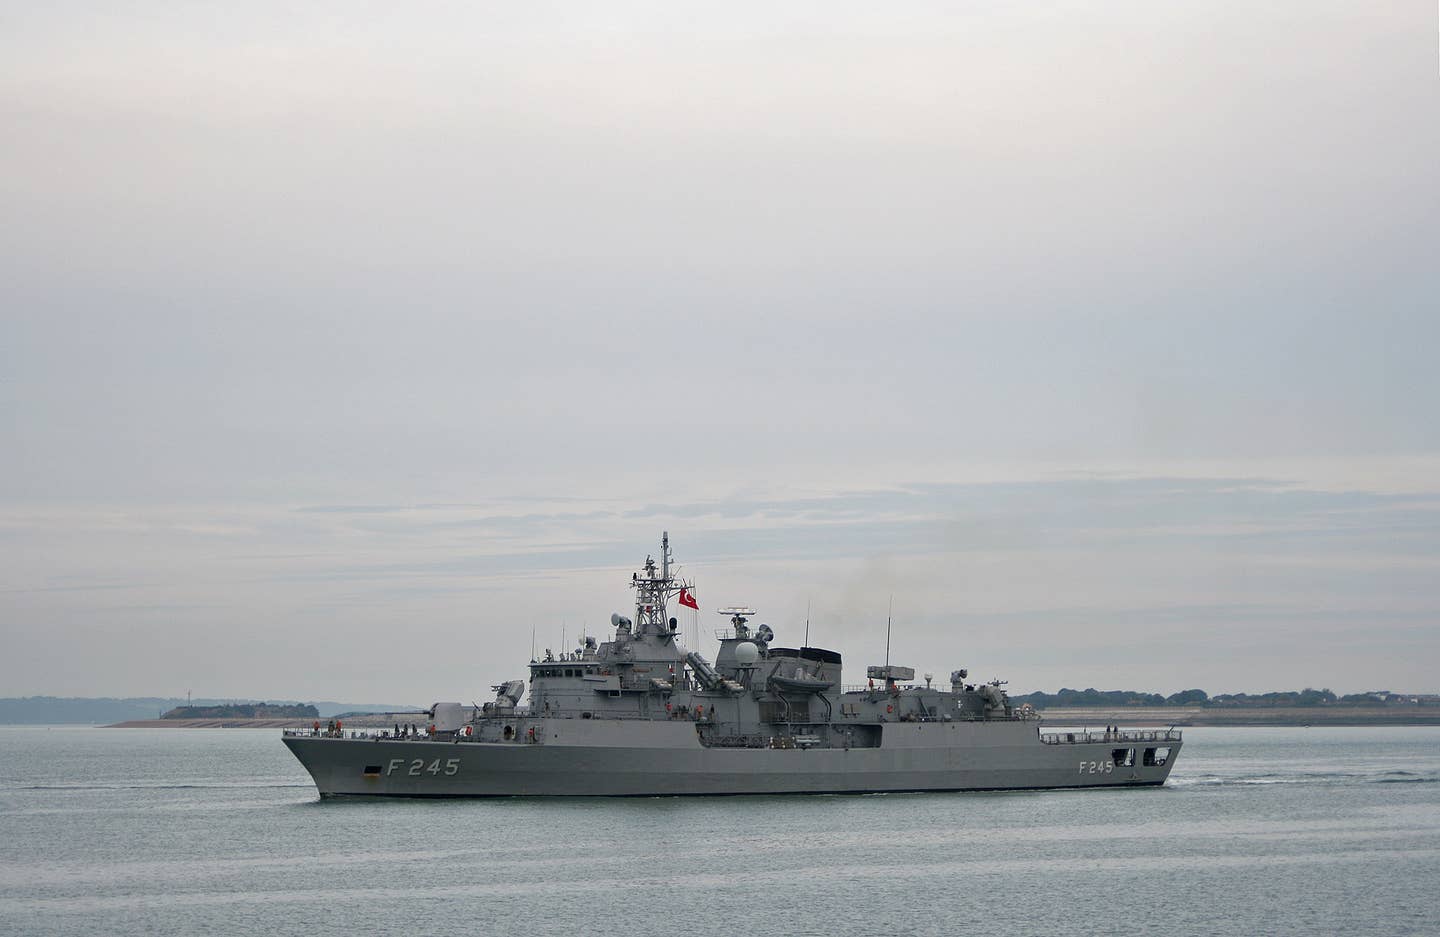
[631, 530, 693, 637]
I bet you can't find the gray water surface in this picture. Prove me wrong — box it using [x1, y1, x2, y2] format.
[2, 726, 1437, 936]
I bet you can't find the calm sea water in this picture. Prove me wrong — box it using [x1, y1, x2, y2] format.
[1, 726, 1437, 936]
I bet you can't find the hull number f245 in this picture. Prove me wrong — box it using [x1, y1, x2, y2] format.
[1079, 760, 1114, 775]
[387, 758, 460, 777]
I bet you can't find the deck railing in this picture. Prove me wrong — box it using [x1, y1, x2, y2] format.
[1039, 729, 1182, 744]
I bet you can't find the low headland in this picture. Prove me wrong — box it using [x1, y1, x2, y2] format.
[105, 701, 330, 729]
[110, 702, 404, 729]
[0, 696, 417, 727]
[110, 710, 402, 729]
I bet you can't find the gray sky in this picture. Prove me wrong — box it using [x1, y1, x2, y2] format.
[2, 2, 1437, 702]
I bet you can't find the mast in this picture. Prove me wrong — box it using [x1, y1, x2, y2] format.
[632, 530, 686, 637]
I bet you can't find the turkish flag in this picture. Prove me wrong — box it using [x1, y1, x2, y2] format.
[677, 588, 699, 610]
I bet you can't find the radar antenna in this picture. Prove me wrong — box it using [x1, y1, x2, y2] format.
[717, 607, 756, 639]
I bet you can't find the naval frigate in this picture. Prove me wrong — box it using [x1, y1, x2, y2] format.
[283, 534, 1182, 797]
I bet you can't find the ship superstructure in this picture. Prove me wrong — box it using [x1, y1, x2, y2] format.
[283, 534, 1181, 796]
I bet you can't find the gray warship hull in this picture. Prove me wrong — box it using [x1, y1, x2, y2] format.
[284, 721, 1179, 797]
[284, 533, 1182, 798]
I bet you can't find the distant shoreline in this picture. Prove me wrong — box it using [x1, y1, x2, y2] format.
[1033, 706, 1440, 727]
[0, 697, 420, 725]
[96, 707, 1440, 729]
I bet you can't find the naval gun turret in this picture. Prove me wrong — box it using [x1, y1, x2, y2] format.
[430, 702, 472, 732]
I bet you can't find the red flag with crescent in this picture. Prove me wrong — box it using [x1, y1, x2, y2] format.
[677, 587, 699, 610]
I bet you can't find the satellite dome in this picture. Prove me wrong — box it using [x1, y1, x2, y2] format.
[734, 641, 760, 665]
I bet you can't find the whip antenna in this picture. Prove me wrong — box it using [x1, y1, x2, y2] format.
[884, 594, 893, 670]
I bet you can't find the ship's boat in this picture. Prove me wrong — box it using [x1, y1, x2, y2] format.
[768, 673, 836, 694]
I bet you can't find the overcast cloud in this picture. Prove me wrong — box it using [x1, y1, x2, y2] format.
[2, 2, 1437, 702]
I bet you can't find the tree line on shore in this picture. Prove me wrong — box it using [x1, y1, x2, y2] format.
[160, 702, 319, 719]
[1008, 687, 1413, 708]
